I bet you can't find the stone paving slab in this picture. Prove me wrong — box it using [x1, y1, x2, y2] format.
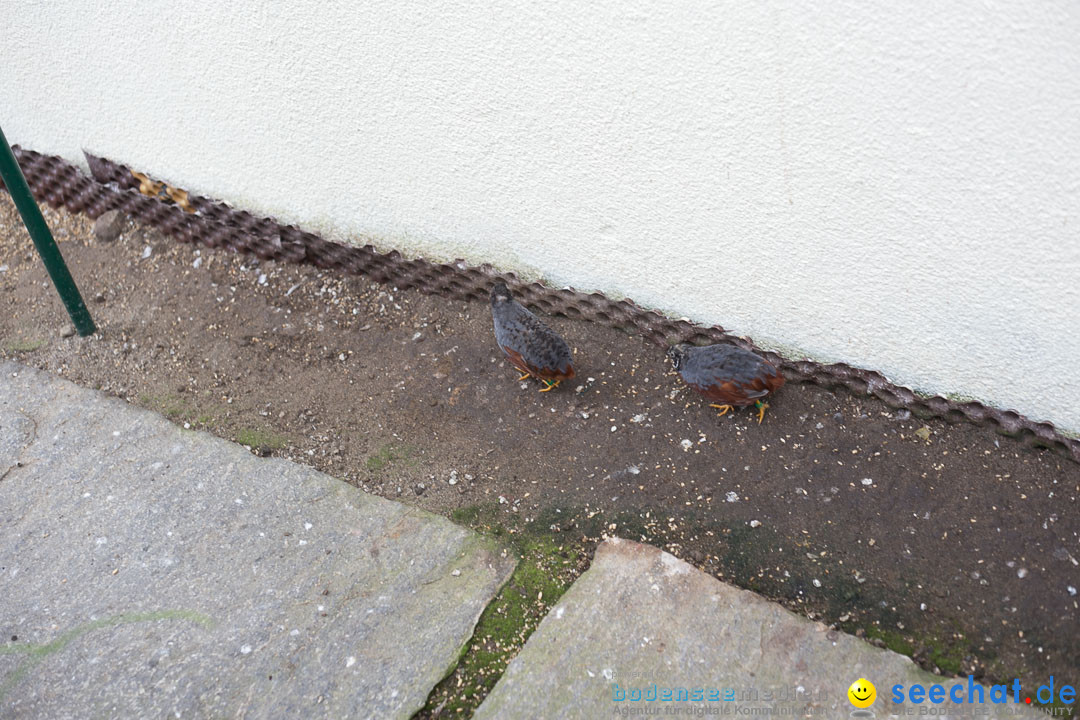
[0, 361, 516, 719]
[475, 537, 1043, 720]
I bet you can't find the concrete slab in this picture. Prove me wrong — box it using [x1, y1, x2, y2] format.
[475, 538, 1043, 720]
[0, 361, 516, 719]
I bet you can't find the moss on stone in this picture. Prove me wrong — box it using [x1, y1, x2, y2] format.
[416, 509, 584, 717]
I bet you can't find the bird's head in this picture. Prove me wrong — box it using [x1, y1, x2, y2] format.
[490, 282, 513, 306]
[667, 343, 690, 371]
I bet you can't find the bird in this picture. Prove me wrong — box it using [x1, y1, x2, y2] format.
[667, 343, 785, 423]
[491, 282, 575, 392]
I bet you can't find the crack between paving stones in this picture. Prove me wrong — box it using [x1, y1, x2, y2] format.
[409, 553, 519, 720]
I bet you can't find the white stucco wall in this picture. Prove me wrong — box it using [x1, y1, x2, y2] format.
[4, 2, 1079, 431]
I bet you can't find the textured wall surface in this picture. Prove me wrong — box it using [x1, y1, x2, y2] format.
[4, 2, 1079, 430]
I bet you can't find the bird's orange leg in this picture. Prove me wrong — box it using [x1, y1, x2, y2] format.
[709, 404, 733, 417]
[755, 400, 769, 424]
[518, 372, 532, 381]
[539, 380, 560, 393]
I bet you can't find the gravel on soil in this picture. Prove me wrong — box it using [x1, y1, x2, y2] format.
[1, 194, 1077, 703]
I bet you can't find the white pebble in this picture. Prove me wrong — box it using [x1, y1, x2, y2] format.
[1068, 585, 1077, 596]
[451, 569, 461, 577]
[1017, 568, 1028, 579]
[346, 656, 356, 668]
[240, 645, 252, 655]
[725, 492, 739, 503]
[141, 246, 152, 259]
[812, 579, 821, 588]
[680, 439, 693, 451]
[749, 520, 761, 528]
[861, 478, 873, 486]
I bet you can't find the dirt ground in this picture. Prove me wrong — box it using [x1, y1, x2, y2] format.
[2, 195, 1078, 705]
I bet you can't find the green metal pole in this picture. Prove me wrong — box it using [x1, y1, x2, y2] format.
[0, 125, 96, 336]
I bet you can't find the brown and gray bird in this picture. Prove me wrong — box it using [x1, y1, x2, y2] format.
[668, 343, 785, 423]
[491, 282, 575, 392]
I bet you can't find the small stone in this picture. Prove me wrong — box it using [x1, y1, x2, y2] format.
[141, 246, 152, 259]
[861, 478, 873, 486]
[812, 578, 822, 588]
[451, 569, 461, 577]
[1068, 585, 1077, 596]
[749, 520, 761, 528]
[915, 426, 932, 441]
[1017, 568, 1028, 579]
[93, 210, 125, 242]
[725, 491, 739, 503]
[60, 325, 75, 338]
[94, 292, 105, 304]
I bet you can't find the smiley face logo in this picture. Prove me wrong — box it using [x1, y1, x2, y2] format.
[848, 678, 876, 708]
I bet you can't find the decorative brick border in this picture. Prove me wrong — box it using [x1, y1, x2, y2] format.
[6, 146, 1076, 463]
